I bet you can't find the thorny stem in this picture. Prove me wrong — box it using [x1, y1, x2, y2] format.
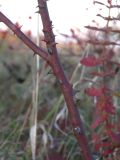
[0, 1, 93, 159]
[37, 0, 92, 159]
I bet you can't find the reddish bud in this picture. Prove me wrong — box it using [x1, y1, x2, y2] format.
[108, 0, 112, 5]
[15, 22, 22, 29]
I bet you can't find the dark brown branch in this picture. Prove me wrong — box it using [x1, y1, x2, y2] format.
[37, 0, 93, 160]
[0, 11, 49, 62]
[110, 5, 120, 8]
[94, 1, 108, 7]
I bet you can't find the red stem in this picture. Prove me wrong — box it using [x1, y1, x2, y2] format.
[37, 0, 92, 159]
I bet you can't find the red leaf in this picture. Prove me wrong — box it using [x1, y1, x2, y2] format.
[92, 133, 101, 151]
[104, 102, 115, 114]
[102, 148, 113, 156]
[92, 113, 108, 129]
[80, 55, 102, 67]
[85, 87, 103, 97]
[92, 117, 106, 129]
[106, 129, 120, 143]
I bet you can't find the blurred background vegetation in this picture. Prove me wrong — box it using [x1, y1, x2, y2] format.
[0, 25, 120, 159]
[0, 29, 94, 160]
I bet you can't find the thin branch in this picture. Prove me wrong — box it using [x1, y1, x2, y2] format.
[94, 1, 120, 9]
[87, 39, 120, 46]
[85, 25, 120, 34]
[110, 5, 120, 8]
[0, 11, 49, 62]
[97, 14, 120, 21]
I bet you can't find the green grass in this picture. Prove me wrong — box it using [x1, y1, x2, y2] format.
[1, 33, 117, 160]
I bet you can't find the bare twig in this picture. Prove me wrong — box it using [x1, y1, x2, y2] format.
[85, 25, 120, 34]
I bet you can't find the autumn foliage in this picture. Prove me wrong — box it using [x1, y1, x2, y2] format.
[0, 0, 120, 160]
[80, 0, 120, 159]
[61, 0, 120, 158]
